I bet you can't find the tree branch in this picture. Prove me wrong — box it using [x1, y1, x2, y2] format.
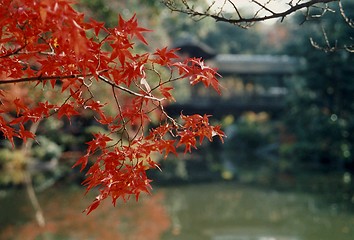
[0, 73, 93, 85]
[164, 0, 338, 26]
[339, 0, 354, 28]
[97, 74, 165, 102]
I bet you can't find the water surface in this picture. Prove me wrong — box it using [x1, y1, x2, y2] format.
[0, 182, 353, 240]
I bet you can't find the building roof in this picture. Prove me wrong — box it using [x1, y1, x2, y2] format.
[211, 54, 302, 74]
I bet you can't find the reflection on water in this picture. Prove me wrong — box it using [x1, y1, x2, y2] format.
[0, 182, 354, 240]
[161, 183, 354, 240]
[0, 188, 170, 240]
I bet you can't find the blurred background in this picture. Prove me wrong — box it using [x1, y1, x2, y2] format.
[1, 0, 354, 239]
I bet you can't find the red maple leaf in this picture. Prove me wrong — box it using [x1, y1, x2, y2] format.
[57, 103, 80, 120]
[86, 133, 113, 153]
[117, 14, 151, 45]
[13, 98, 29, 116]
[18, 124, 35, 143]
[177, 130, 197, 153]
[153, 47, 180, 66]
[188, 58, 221, 95]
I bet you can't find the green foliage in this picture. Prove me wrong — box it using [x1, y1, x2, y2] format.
[281, 0, 354, 171]
[225, 112, 274, 146]
[0, 149, 26, 184]
[203, 22, 265, 54]
[79, 0, 117, 27]
[222, 112, 279, 170]
[32, 136, 62, 161]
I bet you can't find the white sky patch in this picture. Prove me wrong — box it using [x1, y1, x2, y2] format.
[206, 0, 289, 12]
[205, 0, 291, 24]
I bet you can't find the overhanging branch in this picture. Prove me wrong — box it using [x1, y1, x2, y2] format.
[164, 0, 339, 27]
[0, 73, 87, 85]
[97, 74, 165, 102]
[0, 72, 165, 102]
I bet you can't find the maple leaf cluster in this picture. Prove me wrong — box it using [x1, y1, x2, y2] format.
[0, 0, 224, 214]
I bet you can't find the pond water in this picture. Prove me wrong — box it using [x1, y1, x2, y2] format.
[0, 181, 354, 240]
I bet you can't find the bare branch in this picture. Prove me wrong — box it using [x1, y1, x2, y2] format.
[0, 70, 107, 85]
[339, 0, 354, 28]
[344, 45, 354, 52]
[308, 1, 353, 53]
[251, 0, 276, 15]
[310, 25, 338, 52]
[0, 71, 165, 102]
[97, 74, 165, 102]
[163, 0, 339, 27]
[0, 73, 89, 85]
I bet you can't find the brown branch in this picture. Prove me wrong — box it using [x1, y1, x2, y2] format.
[0, 73, 91, 85]
[0, 70, 165, 115]
[227, 0, 243, 20]
[0, 44, 27, 58]
[111, 85, 130, 147]
[251, 0, 276, 15]
[0, 69, 110, 85]
[97, 74, 165, 102]
[164, 0, 338, 25]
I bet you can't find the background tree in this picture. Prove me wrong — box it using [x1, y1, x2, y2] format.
[280, 0, 354, 171]
[202, 22, 267, 54]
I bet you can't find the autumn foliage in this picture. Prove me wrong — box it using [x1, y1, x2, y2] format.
[0, 0, 224, 213]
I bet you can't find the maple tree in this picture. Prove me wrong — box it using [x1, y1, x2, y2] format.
[0, 0, 224, 214]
